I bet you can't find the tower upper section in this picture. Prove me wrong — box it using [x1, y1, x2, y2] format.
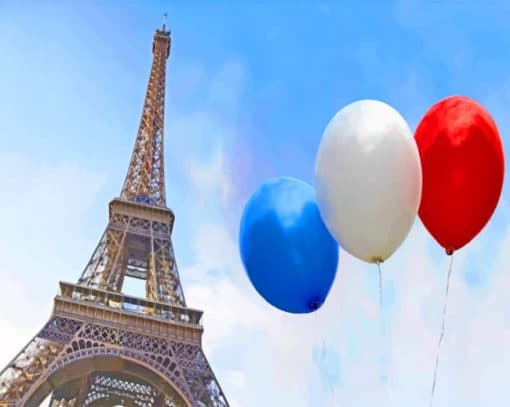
[77, 24, 186, 307]
[120, 24, 171, 207]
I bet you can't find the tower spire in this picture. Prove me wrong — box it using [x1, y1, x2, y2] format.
[163, 13, 167, 31]
[120, 24, 171, 207]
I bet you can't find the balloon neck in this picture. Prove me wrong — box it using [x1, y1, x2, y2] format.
[445, 247, 454, 256]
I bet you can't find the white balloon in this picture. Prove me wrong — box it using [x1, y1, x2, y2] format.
[315, 100, 422, 263]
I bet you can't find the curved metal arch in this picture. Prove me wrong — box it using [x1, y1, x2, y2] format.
[22, 351, 192, 407]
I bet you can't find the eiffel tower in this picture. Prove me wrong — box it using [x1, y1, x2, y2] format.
[0, 20, 229, 407]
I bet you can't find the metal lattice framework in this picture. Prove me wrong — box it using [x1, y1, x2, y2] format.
[78, 204, 186, 306]
[83, 373, 163, 406]
[0, 316, 228, 406]
[121, 26, 169, 207]
[0, 20, 229, 407]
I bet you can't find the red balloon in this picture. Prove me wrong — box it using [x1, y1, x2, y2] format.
[415, 96, 505, 254]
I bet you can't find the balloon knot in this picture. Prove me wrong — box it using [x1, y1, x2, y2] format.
[445, 247, 454, 256]
[372, 256, 384, 264]
[308, 298, 322, 311]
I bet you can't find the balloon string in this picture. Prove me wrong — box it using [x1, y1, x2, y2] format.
[312, 302, 336, 406]
[377, 261, 391, 405]
[429, 253, 455, 407]
[313, 311, 336, 406]
[378, 261, 383, 313]
[322, 339, 337, 406]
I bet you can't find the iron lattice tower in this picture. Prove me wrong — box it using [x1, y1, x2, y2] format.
[0, 22, 229, 407]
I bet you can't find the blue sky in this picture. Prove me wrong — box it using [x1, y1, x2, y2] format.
[2, 1, 510, 406]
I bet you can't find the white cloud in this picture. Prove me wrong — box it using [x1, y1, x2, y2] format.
[0, 151, 106, 375]
[186, 275, 268, 354]
[186, 146, 231, 206]
[0, 152, 106, 272]
[0, 271, 52, 369]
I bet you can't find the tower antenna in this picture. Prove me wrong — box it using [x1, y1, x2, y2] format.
[163, 13, 167, 31]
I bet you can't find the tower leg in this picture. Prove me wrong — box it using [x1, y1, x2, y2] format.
[0, 317, 82, 406]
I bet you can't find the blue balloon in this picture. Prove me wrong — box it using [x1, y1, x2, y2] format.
[239, 177, 339, 313]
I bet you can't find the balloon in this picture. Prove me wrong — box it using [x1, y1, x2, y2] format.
[415, 96, 504, 254]
[315, 99, 422, 263]
[239, 177, 339, 314]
